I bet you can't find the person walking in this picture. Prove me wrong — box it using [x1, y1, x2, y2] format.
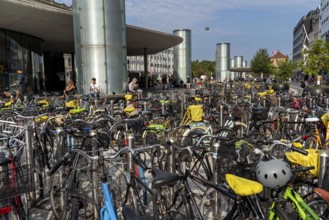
[89, 77, 100, 98]
[186, 77, 191, 89]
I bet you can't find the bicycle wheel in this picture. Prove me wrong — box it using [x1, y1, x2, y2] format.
[109, 122, 128, 151]
[200, 187, 234, 220]
[156, 190, 194, 220]
[307, 198, 329, 220]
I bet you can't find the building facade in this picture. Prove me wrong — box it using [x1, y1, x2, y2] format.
[320, 0, 329, 40]
[127, 48, 174, 78]
[293, 8, 320, 62]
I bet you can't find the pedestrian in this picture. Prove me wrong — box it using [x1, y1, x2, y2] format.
[89, 77, 100, 98]
[186, 77, 191, 89]
[162, 75, 167, 90]
[14, 69, 29, 99]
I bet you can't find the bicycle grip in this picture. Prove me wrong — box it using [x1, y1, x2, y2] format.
[47, 153, 69, 176]
[291, 146, 308, 156]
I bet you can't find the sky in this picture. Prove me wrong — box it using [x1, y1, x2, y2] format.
[56, 0, 318, 64]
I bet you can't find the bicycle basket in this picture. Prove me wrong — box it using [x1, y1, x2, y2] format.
[0, 165, 32, 201]
[187, 105, 203, 122]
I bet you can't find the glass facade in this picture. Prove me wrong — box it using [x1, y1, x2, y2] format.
[0, 28, 43, 92]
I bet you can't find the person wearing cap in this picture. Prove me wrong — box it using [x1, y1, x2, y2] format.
[89, 78, 100, 98]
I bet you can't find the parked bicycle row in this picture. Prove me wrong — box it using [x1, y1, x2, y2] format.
[1, 80, 329, 219]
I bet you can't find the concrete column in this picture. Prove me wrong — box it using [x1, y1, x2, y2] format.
[173, 29, 191, 85]
[242, 60, 247, 79]
[230, 59, 235, 80]
[73, 0, 128, 95]
[215, 43, 230, 81]
[144, 48, 148, 89]
[234, 56, 243, 79]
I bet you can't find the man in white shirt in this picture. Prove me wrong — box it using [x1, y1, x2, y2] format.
[89, 78, 100, 97]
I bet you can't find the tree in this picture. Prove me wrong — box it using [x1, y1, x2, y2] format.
[192, 60, 215, 78]
[250, 48, 273, 78]
[274, 59, 297, 83]
[299, 39, 329, 76]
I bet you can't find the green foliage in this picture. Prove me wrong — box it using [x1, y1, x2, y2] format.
[192, 60, 215, 78]
[299, 39, 329, 76]
[250, 48, 274, 78]
[274, 59, 297, 83]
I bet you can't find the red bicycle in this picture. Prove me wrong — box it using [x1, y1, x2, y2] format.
[0, 133, 31, 219]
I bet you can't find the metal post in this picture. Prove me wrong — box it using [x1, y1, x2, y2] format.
[168, 141, 175, 201]
[309, 97, 313, 109]
[212, 141, 220, 216]
[161, 102, 166, 115]
[319, 150, 329, 187]
[278, 97, 281, 107]
[220, 105, 224, 127]
[144, 101, 147, 111]
[92, 135, 100, 219]
[326, 98, 329, 111]
[263, 98, 266, 108]
[25, 126, 35, 200]
[24, 96, 28, 108]
[127, 133, 134, 172]
[181, 102, 185, 119]
[110, 100, 114, 116]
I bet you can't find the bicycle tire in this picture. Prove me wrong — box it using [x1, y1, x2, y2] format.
[109, 122, 128, 151]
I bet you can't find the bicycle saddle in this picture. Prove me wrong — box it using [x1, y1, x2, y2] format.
[188, 130, 206, 138]
[305, 117, 320, 123]
[122, 206, 154, 220]
[151, 168, 182, 188]
[226, 174, 263, 196]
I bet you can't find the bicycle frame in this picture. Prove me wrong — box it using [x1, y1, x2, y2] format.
[268, 186, 319, 220]
[100, 181, 117, 220]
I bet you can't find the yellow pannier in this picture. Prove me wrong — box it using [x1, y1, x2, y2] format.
[285, 149, 318, 176]
[187, 105, 203, 122]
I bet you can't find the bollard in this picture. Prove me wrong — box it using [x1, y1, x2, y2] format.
[24, 96, 28, 108]
[161, 101, 166, 115]
[263, 98, 266, 108]
[10, 95, 13, 101]
[94, 99, 98, 109]
[278, 97, 281, 107]
[326, 98, 329, 110]
[25, 126, 35, 201]
[183, 94, 187, 103]
[181, 102, 185, 119]
[309, 97, 313, 109]
[319, 150, 329, 187]
[110, 100, 114, 116]
[92, 135, 100, 219]
[144, 101, 147, 111]
[220, 105, 224, 127]
[212, 141, 220, 216]
[127, 133, 134, 172]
